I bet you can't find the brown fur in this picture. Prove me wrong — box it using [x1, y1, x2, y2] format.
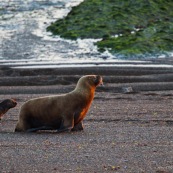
[15, 75, 103, 132]
[0, 99, 17, 120]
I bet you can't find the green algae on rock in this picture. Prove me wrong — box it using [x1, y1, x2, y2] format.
[47, 0, 173, 57]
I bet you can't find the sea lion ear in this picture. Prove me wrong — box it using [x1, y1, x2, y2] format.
[11, 98, 17, 104]
[11, 98, 16, 101]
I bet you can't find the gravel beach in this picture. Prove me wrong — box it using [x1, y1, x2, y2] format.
[0, 66, 173, 173]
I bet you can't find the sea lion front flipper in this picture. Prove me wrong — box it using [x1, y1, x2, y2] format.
[71, 121, 84, 131]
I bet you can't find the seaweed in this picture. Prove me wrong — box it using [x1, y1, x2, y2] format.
[47, 0, 173, 57]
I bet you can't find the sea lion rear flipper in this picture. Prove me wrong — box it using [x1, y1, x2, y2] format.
[71, 121, 84, 131]
[57, 126, 73, 133]
[57, 115, 74, 133]
[26, 126, 54, 132]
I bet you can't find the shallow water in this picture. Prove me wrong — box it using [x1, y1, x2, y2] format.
[0, 0, 173, 69]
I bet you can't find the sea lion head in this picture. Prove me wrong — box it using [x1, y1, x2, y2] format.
[0, 99, 17, 109]
[76, 75, 103, 90]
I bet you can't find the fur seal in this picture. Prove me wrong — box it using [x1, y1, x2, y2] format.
[15, 75, 103, 132]
[0, 99, 17, 120]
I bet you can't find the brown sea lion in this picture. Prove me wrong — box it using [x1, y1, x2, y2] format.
[0, 99, 17, 120]
[15, 75, 103, 132]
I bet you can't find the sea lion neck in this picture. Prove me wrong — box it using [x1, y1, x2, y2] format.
[74, 79, 96, 97]
[73, 86, 95, 99]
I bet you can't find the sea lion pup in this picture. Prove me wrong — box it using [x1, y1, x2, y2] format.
[0, 99, 17, 120]
[15, 75, 103, 133]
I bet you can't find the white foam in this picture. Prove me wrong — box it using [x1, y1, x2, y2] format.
[11, 63, 173, 69]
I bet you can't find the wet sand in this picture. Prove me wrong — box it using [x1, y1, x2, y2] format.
[0, 66, 173, 173]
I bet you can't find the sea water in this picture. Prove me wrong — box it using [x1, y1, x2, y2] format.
[0, 0, 173, 69]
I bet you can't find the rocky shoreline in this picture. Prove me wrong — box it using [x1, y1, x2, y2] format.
[1, 65, 173, 91]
